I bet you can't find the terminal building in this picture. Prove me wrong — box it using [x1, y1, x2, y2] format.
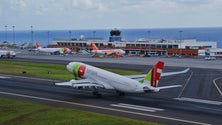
[49, 29, 217, 57]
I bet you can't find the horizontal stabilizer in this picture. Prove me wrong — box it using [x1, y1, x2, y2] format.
[157, 85, 182, 90]
[161, 68, 190, 76]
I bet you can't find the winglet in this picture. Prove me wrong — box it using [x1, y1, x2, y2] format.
[92, 42, 98, 50]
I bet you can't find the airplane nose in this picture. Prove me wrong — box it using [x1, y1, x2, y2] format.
[66, 63, 73, 73]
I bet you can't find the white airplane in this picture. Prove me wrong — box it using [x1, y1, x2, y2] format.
[0, 50, 16, 58]
[35, 42, 71, 55]
[91, 42, 125, 57]
[55, 61, 189, 97]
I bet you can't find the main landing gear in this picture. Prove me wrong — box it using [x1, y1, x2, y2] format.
[92, 87, 102, 98]
[92, 91, 102, 98]
[116, 91, 125, 96]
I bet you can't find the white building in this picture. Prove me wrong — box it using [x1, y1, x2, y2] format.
[205, 48, 222, 56]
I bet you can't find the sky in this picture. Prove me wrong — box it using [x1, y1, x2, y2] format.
[1, 0, 222, 30]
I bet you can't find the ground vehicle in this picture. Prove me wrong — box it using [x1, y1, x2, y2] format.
[204, 56, 216, 60]
[0, 50, 16, 58]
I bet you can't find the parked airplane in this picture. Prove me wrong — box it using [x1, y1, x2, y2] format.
[55, 61, 189, 97]
[91, 42, 125, 57]
[35, 42, 71, 55]
[0, 50, 16, 58]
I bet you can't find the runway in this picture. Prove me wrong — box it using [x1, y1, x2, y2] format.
[0, 68, 222, 124]
[1, 52, 222, 124]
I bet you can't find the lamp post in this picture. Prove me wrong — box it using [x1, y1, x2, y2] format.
[12, 26, 15, 44]
[147, 30, 151, 40]
[147, 30, 151, 53]
[68, 30, 71, 39]
[4, 25, 8, 42]
[93, 31, 96, 40]
[47, 31, 50, 45]
[30, 26, 33, 48]
[179, 30, 183, 56]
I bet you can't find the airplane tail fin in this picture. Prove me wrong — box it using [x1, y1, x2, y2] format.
[140, 61, 164, 88]
[35, 42, 41, 48]
[92, 42, 98, 50]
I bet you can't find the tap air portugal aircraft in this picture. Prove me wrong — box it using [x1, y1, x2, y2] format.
[35, 42, 71, 55]
[55, 61, 189, 97]
[91, 42, 125, 57]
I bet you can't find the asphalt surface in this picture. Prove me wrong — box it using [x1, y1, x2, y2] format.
[14, 50, 222, 69]
[0, 73, 222, 125]
[0, 51, 222, 125]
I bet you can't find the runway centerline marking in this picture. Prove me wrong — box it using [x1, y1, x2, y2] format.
[0, 91, 209, 125]
[0, 76, 11, 79]
[213, 77, 222, 96]
[110, 103, 164, 112]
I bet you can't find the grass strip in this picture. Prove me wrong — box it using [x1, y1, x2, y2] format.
[0, 98, 161, 125]
[0, 60, 141, 80]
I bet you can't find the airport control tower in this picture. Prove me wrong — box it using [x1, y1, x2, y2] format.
[109, 29, 121, 42]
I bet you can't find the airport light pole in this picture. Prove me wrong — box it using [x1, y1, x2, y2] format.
[68, 30, 72, 39]
[4, 25, 8, 42]
[93, 31, 96, 40]
[147, 30, 151, 53]
[12, 26, 15, 44]
[179, 30, 183, 56]
[147, 30, 151, 41]
[47, 31, 50, 46]
[30, 25, 34, 48]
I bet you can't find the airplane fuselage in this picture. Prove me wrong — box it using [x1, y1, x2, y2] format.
[67, 62, 146, 93]
[92, 49, 125, 56]
[56, 61, 188, 96]
[37, 47, 71, 55]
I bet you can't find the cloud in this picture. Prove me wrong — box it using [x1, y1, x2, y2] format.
[172, 0, 211, 5]
[72, 0, 107, 11]
[1, 0, 222, 30]
[10, 0, 27, 9]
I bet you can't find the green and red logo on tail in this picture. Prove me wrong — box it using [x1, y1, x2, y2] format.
[140, 61, 164, 87]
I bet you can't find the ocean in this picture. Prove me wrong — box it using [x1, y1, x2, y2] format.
[0, 27, 222, 48]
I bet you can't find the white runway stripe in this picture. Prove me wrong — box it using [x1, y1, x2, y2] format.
[175, 97, 222, 105]
[0, 76, 11, 79]
[111, 103, 164, 112]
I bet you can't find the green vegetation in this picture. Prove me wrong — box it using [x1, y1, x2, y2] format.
[0, 98, 161, 125]
[0, 60, 141, 80]
[0, 60, 73, 80]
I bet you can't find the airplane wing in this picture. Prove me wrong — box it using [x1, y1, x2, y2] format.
[157, 85, 182, 90]
[126, 68, 190, 80]
[55, 79, 105, 88]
